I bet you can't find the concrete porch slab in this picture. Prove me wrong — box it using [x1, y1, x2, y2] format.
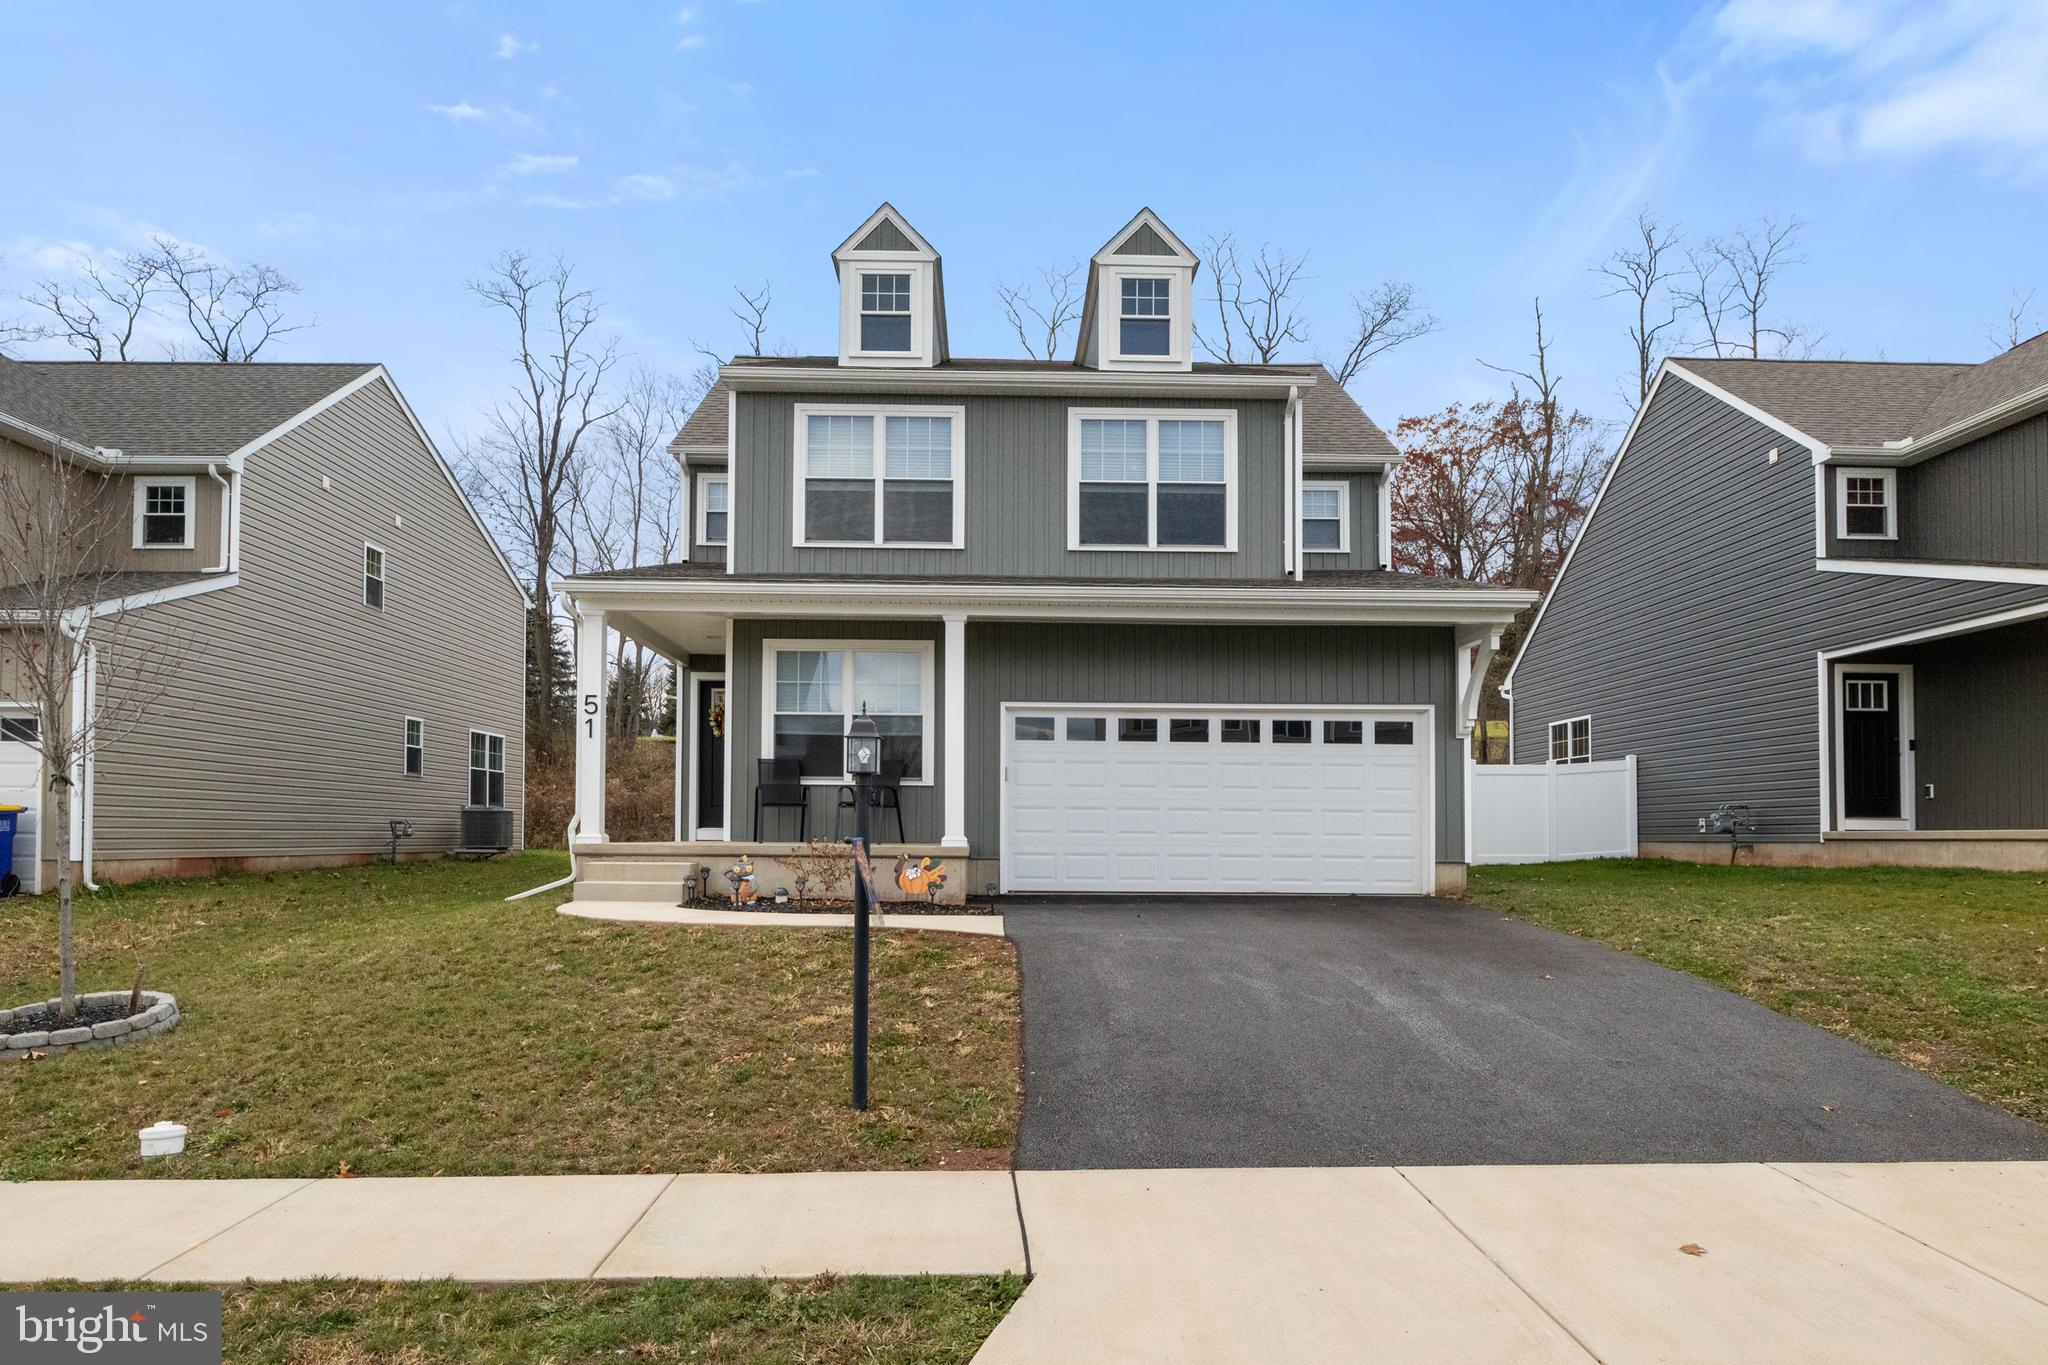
[1400, 1162, 2048, 1364]
[0, 1179, 313, 1280]
[151, 1175, 674, 1283]
[975, 1167, 1592, 1364]
[597, 1171, 1026, 1278]
[559, 901, 1006, 936]
[1774, 1160, 2048, 1305]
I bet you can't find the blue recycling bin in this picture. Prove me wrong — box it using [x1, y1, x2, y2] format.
[0, 804, 22, 893]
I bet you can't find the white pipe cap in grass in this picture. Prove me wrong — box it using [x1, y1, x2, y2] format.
[139, 1121, 187, 1159]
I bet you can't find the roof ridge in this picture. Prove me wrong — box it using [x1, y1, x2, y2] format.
[18, 359, 378, 369]
[1679, 356, 1970, 369]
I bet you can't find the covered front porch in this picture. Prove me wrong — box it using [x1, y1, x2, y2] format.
[1817, 602, 2048, 866]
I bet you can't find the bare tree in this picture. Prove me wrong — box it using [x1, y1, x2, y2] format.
[1593, 209, 1683, 404]
[1676, 217, 1810, 359]
[458, 251, 623, 740]
[149, 236, 308, 362]
[1195, 231, 1311, 363]
[691, 281, 780, 366]
[1987, 288, 2040, 352]
[21, 251, 165, 361]
[1327, 281, 1440, 388]
[0, 443, 183, 1021]
[995, 260, 1084, 360]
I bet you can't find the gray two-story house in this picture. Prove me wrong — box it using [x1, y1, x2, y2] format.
[1506, 335, 2048, 869]
[0, 357, 527, 888]
[561, 206, 1533, 900]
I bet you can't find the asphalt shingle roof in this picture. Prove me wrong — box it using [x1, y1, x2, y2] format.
[5, 361, 376, 459]
[571, 560, 1487, 591]
[671, 358, 1396, 458]
[0, 570, 215, 610]
[0, 356, 88, 445]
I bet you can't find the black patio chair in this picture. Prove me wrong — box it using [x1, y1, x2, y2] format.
[753, 757, 809, 841]
[836, 757, 908, 844]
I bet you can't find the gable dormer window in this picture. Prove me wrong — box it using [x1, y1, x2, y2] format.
[860, 274, 912, 352]
[1119, 277, 1172, 356]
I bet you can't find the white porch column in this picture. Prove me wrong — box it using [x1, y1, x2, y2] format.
[941, 613, 968, 850]
[574, 607, 608, 842]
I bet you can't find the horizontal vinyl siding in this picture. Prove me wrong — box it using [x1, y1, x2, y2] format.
[733, 391, 1287, 579]
[91, 380, 526, 860]
[1511, 375, 2048, 841]
[966, 621, 1460, 860]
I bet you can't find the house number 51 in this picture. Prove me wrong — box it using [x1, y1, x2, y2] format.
[583, 694, 599, 736]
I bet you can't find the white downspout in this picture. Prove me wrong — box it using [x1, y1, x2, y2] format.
[1292, 386, 1307, 582]
[203, 464, 232, 574]
[1283, 385, 1299, 578]
[507, 588, 586, 902]
[80, 640, 98, 891]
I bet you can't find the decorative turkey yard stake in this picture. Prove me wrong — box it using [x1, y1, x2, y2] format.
[844, 707, 882, 1110]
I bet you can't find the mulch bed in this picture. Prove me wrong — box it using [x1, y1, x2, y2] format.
[2, 997, 137, 1036]
[714, 900, 1000, 917]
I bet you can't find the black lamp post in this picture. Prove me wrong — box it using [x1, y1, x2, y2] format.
[844, 707, 881, 1110]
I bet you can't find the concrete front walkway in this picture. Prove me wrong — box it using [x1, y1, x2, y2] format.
[7, 1163, 2047, 1362]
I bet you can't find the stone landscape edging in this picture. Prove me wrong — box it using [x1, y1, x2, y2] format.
[1, 990, 180, 1060]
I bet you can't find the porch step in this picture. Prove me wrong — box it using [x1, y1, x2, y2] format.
[574, 879, 684, 903]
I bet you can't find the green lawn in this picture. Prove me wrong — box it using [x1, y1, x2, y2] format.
[1468, 859, 2048, 1123]
[35, 1276, 1025, 1364]
[0, 853, 1019, 1180]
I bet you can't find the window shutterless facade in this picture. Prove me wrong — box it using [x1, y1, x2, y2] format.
[469, 730, 506, 806]
[1549, 716, 1591, 764]
[1118, 276, 1172, 356]
[1301, 481, 1349, 553]
[133, 476, 196, 549]
[792, 404, 965, 548]
[858, 272, 913, 353]
[696, 473, 729, 546]
[404, 717, 424, 776]
[762, 639, 934, 783]
[1836, 466, 1897, 540]
[1067, 409, 1237, 551]
[363, 542, 386, 610]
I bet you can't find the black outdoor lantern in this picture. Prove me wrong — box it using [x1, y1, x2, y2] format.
[845, 706, 880, 1110]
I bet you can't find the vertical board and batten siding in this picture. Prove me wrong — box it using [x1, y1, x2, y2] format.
[1302, 473, 1382, 571]
[1895, 619, 2048, 830]
[0, 437, 226, 575]
[731, 391, 1288, 580]
[1823, 416, 2048, 564]
[727, 619, 945, 844]
[1510, 375, 2048, 841]
[965, 621, 1461, 859]
[685, 463, 729, 567]
[90, 379, 526, 861]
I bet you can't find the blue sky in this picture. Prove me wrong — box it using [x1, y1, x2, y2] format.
[6, 1, 2046, 441]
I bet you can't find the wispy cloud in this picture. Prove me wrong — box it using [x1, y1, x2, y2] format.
[425, 100, 489, 123]
[494, 32, 536, 60]
[503, 152, 579, 176]
[1711, 0, 2048, 176]
[674, 5, 707, 51]
[617, 172, 676, 201]
[524, 163, 812, 211]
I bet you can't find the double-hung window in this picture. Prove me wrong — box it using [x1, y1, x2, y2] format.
[766, 640, 933, 782]
[469, 730, 505, 805]
[1836, 467, 1896, 540]
[133, 477, 195, 549]
[1301, 481, 1349, 553]
[363, 543, 386, 610]
[795, 406, 963, 547]
[1119, 276, 1172, 356]
[1549, 717, 1591, 765]
[696, 474, 728, 546]
[859, 272, 912, 353]
[403, 717, 424, 777]
[1070, 410, 1236, 550]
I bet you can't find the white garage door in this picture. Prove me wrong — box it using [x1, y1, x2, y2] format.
[1001, 705, 1432, 895]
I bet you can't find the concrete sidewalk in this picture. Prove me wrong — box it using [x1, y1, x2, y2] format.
[7, 1162, 2046, 1362]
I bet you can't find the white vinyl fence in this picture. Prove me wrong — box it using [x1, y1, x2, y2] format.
[1469, 755, 1637, 864]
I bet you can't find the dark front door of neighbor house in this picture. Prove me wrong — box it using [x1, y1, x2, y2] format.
[696, 679, 725, 832]
[1841, 671, 1902, 821]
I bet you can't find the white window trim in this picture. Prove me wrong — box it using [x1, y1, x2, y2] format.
[759, 637, 937, 786]
[1066, 408, 1240, 552]
[1301, 479, 1351, 555]
[791, 404, 966, 550]
[1831, 663, 1915, 832]
[856, 271, 914, 356]
[362, 541, 387, 610]
[403, 716, 424, 777]
[132, 475, 197, 550]
[469, 728, 507, 806]
[1835, 466, 1898, 541]
[694, 471, 729, 547]
[1101, 266, 1192, 367]
[837, 257, 935, 366]
[1548, 715, 1592, 765]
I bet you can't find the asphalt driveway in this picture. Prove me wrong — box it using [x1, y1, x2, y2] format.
[1005, 897, 2048, 1169]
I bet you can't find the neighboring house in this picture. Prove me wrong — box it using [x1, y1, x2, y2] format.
[1506, 334, 2048, 869]
[560, 205, 1533, 899]
[0, 356, 527, 887]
